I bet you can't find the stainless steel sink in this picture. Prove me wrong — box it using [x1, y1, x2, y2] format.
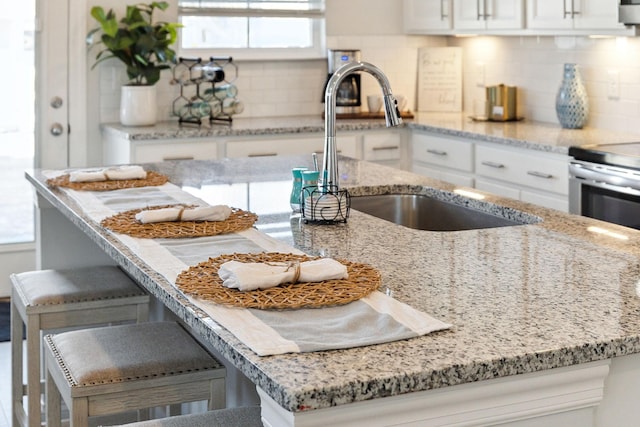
[350, 194, 527, 231]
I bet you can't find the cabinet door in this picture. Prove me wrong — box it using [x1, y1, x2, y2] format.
[455, 0, 523, 30]
[487, 0, 524, 30]
[526, 0, 573, 29]
[454, 0, 486, 30]
[403, 0, 453, 33]
[475, 145, 568, 195]
[573, 0, 626, 30]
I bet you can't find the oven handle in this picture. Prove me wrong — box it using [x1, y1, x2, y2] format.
[569, 162, 640, 191]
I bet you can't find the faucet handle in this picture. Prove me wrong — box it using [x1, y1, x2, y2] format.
[383, 94, 403, 126]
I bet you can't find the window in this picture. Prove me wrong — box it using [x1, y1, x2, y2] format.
[178, 0, 326, 60]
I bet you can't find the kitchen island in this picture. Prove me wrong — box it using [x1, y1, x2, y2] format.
[27, 155, 640, 426]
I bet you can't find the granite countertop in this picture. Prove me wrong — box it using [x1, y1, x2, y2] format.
[27, 156, 640, 413]
[102, 112, 640, 155]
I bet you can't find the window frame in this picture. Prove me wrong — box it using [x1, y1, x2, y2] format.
[177, 1, 326, 61]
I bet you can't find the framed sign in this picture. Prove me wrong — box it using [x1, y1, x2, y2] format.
[417, 47, 462, 112]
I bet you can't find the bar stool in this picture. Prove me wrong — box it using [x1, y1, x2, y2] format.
[10, 266, 150, 427]
[107, 406, 262, 427]
[44, 321, 227, 427]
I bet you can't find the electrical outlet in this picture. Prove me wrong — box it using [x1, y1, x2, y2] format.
[476, 63, 485, 87]
[607, 70, 620, 99]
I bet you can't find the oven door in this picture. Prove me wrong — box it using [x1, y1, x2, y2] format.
[569, 160, 640, 230]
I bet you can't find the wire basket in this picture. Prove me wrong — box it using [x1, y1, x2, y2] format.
[301, 185, 350, 223]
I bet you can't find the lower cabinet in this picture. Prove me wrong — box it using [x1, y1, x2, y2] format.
[224, 134, 357, 159]
[410, 130, 569, 212]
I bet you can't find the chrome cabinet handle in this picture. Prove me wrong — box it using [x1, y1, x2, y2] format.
[248, 153, 278, 157]
[481, 160, 505, 169]
[50, 123, 64, 136]
[426, 149, 447, 156]
[372, 145, 399, 151]
[440, 0, 448, 19]
[527, 171, 554, 179]
[163, 156, 194, 161]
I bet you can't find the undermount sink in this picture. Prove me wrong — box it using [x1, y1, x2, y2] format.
[350, 193, 532, 231]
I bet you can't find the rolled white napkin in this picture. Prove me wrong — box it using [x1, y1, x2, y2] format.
[135, 205, 232, 224]
[219, 258, 348, 291]
[69, 165, 147, 182]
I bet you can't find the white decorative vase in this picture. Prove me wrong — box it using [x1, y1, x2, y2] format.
[120, 85, 157, 126]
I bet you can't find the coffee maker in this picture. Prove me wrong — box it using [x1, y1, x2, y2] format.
[324, 49, 361, 114]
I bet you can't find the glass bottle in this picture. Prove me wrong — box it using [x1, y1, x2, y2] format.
[290, 167, 308, 212]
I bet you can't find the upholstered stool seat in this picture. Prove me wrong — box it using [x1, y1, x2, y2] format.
[10, 266, 150, 427]
[111, 406, 262, 426]
[44, 321, 226, 427]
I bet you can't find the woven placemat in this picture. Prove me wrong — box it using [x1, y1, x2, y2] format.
[176, 252, 381, 310]
[100, 204, 258, 238]
[47, 171, 169, 191]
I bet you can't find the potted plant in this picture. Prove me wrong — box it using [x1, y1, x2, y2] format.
[87, 1, 181, 126]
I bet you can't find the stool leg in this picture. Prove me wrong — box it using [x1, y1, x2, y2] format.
[26, 315, 42, 427]
[71, 397, 89, 427]
[209, 378, 226, 410]
[11, 297, 24, 427]
[45, 367, 61, 427]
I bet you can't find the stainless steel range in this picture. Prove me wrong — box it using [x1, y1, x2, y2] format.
[569, 143, 640, 230]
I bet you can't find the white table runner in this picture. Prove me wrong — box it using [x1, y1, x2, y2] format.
[47, 174, 451, 356]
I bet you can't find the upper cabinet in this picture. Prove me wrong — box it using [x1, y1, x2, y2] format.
[404, 0, 453, 34]
[527, 0, 630, 33]
[454, 0, 524, 31]
[405, 0, 637, 35]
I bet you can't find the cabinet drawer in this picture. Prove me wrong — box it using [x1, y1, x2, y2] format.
[134, 140, 218, 162]
[225, 135, 358, 159]
[412, 133, 473, 172]
[226, 137, 323, 158]
[363, 132, 402, 161]
[475, 145, 568, 195]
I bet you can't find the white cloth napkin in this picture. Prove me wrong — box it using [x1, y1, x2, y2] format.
[219, 258, 349, 291]
[135, 205, 232, 224]
[69, 165, 147, 182]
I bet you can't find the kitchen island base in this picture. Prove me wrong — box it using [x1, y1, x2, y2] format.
[258, 360, 609, 426]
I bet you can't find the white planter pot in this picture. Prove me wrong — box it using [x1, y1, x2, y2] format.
[120, 85, 157, 126]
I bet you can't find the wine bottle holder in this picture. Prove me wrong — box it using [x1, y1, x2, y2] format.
[171, 56, 243, 125]
[301, 186, 350, 224]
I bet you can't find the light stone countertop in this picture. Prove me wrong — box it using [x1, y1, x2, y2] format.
[26, 155, 640, 413]
[102, 112, 640, 155]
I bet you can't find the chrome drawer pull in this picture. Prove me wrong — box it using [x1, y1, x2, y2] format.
[163, 156, 194, 161]
[527, 171, 554, 179]
[372, 145, 399, 151]
[426, 149, 447, 156]
[481, 161, 505, 169]
[248, 153, 277, 157]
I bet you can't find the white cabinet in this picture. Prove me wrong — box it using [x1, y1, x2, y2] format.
[475, 144, 569, 211]
[411, 132, 475, 187]
[454, 0, 524, 31]
[403, 0, 453, 34]
[362, 131, 403, 168]
[103, 136, 218, 165]
[225, 135, 326, 158]
[409, 130, 569, 212]
[527, 0, 631, 33]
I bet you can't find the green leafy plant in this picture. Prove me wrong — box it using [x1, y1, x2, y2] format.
[87, 1, 182, 86]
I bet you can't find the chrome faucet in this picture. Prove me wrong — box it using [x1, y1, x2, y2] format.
[322, 61, 403, 190]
